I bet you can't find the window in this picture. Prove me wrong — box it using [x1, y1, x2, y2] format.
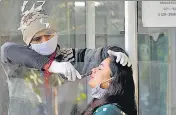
[0, 1, 125, 115]
[95, 1, 125, 49]
[138, 1, 175, 115]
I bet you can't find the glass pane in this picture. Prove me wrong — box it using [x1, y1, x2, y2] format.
[138, 34, 169, 115]
[95, 1, 125, 48]
[46, 1, 86, 48]
[138, 2, 176, 115]
[0, 1, 86, 115]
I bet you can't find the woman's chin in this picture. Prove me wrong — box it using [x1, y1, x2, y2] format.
[88, 80, 94, 88]
[88, 80, 91, 85]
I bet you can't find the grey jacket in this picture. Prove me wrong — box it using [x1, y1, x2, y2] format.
[1, 42, 122, 115]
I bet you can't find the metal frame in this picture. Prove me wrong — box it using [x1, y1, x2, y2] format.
[125, 1, 139, 115]
[168, 29, 176, 115]
[86, 1, 95, 103]
[86, 1, 95, 49]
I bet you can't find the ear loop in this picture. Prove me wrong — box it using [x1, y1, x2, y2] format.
[100, 77, 114, 87]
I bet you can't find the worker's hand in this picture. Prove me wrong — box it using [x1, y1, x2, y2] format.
[48, 61, 82, 81]
[107, 50, 132, 67]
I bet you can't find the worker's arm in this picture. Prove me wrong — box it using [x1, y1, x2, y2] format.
[1, 42, 130, 76]
[75, 45, 129, 63]
[1, 42, 81, 81]
[1, 42, 50, 70]
[73, 46, 129, 74]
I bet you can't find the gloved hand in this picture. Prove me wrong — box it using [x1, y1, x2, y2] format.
[48, 61, 82, 81]
[107, 50, 132, 67]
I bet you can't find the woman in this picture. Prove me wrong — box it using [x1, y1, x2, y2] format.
[81, 47, 137, 115]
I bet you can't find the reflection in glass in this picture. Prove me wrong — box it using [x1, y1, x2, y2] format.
[95, 1, 125, 49]
[138, 33, 169, 115]
[0, 1, 126, 115]
[0, 1, 86, 115]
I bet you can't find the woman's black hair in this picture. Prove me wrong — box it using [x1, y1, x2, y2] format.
[106, 55, 137, 115]
[81, 46, 137, 115]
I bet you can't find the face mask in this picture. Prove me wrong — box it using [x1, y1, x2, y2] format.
[91, 84, 108, 99]
[31, 33, 58, 55]
[91, 77, 114, 99]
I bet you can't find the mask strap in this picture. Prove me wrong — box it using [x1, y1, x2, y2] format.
[101, 77, 114, 85]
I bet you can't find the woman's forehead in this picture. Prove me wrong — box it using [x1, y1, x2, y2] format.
[101, 58, 111, 66]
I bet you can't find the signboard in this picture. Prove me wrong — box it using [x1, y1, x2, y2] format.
[142, 1, 176, 27]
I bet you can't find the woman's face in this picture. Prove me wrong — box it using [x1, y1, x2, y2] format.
[89, 58, 112, 89]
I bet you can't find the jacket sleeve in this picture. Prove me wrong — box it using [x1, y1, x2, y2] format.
[1, 42, 50, 70]
[74, 46, 126, 63]
[73, 46, 125, 74]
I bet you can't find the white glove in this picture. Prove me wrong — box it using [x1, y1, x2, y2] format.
[48, 61, 82, 81]
[107, 50, 132, 67]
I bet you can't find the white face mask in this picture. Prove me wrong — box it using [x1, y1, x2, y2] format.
[91, 77, 114, 99]
[91, 84, 107, 99]
[30, 33, 58, 55]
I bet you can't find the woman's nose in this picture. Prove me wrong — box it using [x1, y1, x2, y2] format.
[91, 68, 97, 73]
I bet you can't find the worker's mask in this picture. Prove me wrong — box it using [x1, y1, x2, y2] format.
[30, 33, 58, 55]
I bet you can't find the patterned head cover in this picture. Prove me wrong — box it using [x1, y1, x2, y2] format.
[18, 1, 51, 45]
